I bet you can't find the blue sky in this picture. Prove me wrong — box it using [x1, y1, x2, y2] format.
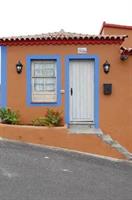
[0, 0, 131, 36]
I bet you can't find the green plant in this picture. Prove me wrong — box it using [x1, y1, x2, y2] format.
[32, 109, 62, 127]
[32, 117, 46, 126]
[44, 109, 62, 127]
[0, 108, 20, 125]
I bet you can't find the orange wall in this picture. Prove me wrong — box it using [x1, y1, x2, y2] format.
[6, 43, 132, 150]
[0, 124, 125, 159]
[102, 27, 132, 47]
[101, 27, 132, 151]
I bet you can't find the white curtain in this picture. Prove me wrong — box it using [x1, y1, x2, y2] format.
[31, 60, 57, 102]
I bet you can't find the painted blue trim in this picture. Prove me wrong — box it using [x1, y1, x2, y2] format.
[0, 46, 7, 107]
[65, 57, 70, 125]
[94, 56, 99, 128]
[26, 55, 61, 107]
[65, 55, 99, 128]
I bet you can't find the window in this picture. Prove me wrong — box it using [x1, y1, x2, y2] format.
[26, 55, 61, 106]
[32, 60, 57, 102]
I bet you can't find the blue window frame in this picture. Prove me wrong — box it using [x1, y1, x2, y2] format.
[65, 55, 99, 128]
[26, 55, 61, 106]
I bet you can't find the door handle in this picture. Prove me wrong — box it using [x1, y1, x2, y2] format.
[71, 88, 73, 96]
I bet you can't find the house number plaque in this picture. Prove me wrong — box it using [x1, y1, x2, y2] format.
[77, 47, 87, 54]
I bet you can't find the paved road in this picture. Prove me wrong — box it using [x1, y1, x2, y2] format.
[0, 140, 132, 200]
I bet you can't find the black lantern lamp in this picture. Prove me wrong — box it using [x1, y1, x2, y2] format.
[103, 60, 110, 74]
[16, 61, 23, 74]
[120, 54, 128, 61]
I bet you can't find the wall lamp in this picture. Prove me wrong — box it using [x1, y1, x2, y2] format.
[120, 54, 128, 61]
[16, 61, 23, 74]
[103, 60, 110, 74]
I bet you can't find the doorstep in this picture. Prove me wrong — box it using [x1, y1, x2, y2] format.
[68, 124, 103, 135]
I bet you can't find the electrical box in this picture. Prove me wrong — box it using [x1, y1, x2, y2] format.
[103, 84, 112, 95]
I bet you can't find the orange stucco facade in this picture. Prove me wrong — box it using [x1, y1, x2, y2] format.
[0, 123, 124, 159]
[0, 27, 132, 158]
[4, 43, 131, 150]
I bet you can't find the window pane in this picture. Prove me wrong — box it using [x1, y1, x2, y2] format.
[33, 78, 44, 92]
[32, 93, 57, 102]
[34, 64, 43, 77]
[44, 78, 56, 91]
[32, 78, 56, 92]
[44, 64, 56, 77]
[32, 61, 56, 77]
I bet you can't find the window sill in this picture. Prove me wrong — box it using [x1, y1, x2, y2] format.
[27, 101, 61, 107]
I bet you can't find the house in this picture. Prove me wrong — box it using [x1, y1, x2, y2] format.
[100, 21, 132, 46]
[100, 21, 132, 59]
[0, 25, 131, 159]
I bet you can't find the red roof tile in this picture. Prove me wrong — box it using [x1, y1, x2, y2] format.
[120, 46, 132, 55]
[0, 30, 127, 46]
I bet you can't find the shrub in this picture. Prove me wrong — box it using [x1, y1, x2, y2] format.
[32, 117, 46, 126]
[44, 109, 62, 127]
[32, 109, 62, 127]
[0, 108, 20, 125]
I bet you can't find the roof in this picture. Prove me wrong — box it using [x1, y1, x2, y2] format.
[120, 46, 132, 55]
[0, 30, 127, 46]
[100, 21, 132, 34]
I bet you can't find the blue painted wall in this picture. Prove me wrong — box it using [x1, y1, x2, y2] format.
[0, 46, 7, 108]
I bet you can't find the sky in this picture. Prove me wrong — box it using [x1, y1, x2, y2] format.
[0, 0, 131, 37]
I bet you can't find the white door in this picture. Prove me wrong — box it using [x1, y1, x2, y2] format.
[69, 60, 94, 123]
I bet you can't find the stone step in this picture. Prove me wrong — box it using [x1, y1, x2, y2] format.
[69, 125, 103, 134]
[112, 142, 129, 152]
[98, 133, 132, 159]
[98, 134, 132, 159]
[69, 125, 132, 160]
[111, 142, 132, 158]
[69, 124, 95, 129]
[101, 134, 114, 145]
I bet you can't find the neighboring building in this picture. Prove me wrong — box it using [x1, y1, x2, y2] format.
[100, 21, 132, 46]
[100, 21, 132, 60]
[0, 25, 131, 158]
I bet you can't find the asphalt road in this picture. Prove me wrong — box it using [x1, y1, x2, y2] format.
[0, 139, 132, 200]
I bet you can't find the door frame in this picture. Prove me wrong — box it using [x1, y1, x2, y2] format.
[65, 55, 99, 128]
